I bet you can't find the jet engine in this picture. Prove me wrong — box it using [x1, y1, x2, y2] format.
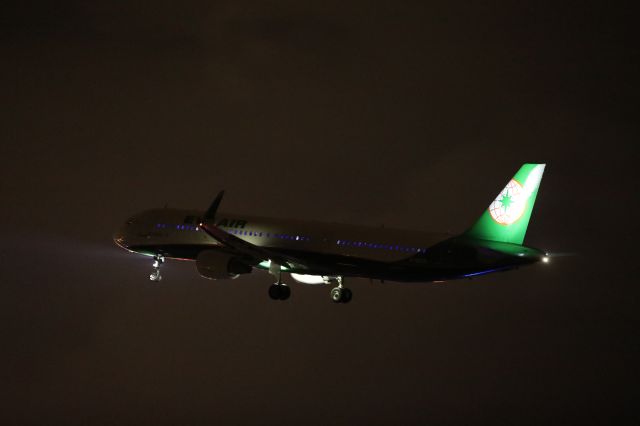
[196, 250, 252, 280]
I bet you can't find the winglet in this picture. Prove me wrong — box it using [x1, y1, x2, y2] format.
[203, 190, 225, 223]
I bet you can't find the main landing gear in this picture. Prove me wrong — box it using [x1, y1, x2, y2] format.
[264, 263, 351, 303]
[268, 283, 291, 301]
[329, 276, 352, 304]
[268, 261, 290, 301]
[149, 254, 165, 282]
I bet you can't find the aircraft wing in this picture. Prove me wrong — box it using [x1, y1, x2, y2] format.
[199, 221, 304, 267]
[199, 192, 318, 271]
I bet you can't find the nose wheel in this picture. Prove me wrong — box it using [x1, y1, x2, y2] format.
[149, 254, 165, 282]
[329, 277, 352, 304]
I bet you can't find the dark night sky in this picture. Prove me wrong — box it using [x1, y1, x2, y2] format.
[1, 1, 638, 425]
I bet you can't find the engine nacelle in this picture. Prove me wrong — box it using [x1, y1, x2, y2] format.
[196, 250, 251, 280]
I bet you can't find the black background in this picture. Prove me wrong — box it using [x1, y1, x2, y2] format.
[1, 1, 638, 425]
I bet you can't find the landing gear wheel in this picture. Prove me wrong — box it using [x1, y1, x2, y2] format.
[341, 288, 352, 304]
[268, 284, 291, 301]
[149, 254, 165, 282]
[268, 284, 281, 300]
[330, 287, 343, 303]
[278, 285, 291, 301]
[330, 286, 352, 303]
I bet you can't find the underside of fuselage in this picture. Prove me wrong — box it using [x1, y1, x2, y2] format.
[123, 235, 542, 283]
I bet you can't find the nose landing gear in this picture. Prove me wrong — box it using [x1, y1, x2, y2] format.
[149, 254, 165, 282]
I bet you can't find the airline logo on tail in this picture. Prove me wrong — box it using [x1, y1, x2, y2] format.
[489, 179, 525, 224]
[488, 164, 546, 226]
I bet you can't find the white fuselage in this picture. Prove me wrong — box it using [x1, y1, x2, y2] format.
[114, 208, 449, 263]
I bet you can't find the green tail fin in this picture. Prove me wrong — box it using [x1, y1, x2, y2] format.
[464, 163, 546, 244]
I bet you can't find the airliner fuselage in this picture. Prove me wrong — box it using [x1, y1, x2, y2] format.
[113, 164, 549, 303]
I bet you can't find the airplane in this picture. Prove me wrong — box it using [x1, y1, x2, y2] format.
[113, 163, 549, 303]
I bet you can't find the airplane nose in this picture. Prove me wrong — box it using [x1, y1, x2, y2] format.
[113, 229, 128, 249]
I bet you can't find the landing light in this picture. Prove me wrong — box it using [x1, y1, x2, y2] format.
[258, 260, 289, 271]
[542, 256, 550, 263]
[259, 260, 271, 268]
[290, 273, 325, 285]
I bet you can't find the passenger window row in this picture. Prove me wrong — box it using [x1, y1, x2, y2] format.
[336, 239, 425, 253]
[155, 223, 199, 231]
[155, 222, 425, 253]
[227, 228, 311, 241]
